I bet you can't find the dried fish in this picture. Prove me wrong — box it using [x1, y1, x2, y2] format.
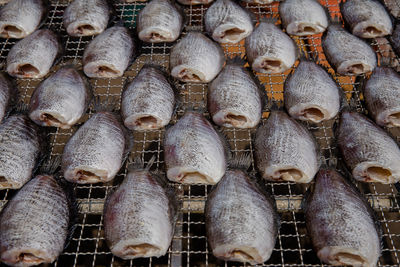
[63, 0, 110, 37]
[279, 0, 328, 36]
[121, 65, 175, 131]
[207, 59, 262, 128]
[7, 29, 61, 79]
[62, 111, 128, 184]
[177, 0, 213, 5]
[104, 159, 177, 260]
[284, 58, 340, 123]
[137, 0, 183, 43]
[322, 23, 377, 75]
[391, 22, 400, 57]
[245, 20, 297, 74]
[29, 65, 91, 129]
[170, 32, 225, 83]
[0, 0, 47, 39]
[206, 156, 279, 264]
[241, 0, 276, 4]
[0, 174, 74, 267]
[364, 65, 400, 127]
[83, 25, 135, 78]
[255, 111, 319, 183]
[204, 0, 253, 44]
[337, 111, 400, 183]
[0, 73, 14, 123]
[341, 0, 392, 38]
[164, 110, 227, 184]
[304, 168, 381, 267]
[382, 0, 400, 18]
[0, 114, 42, 190]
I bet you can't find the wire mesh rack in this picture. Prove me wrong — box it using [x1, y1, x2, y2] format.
[0, 0, 400, 266]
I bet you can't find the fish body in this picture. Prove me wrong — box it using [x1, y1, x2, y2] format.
[204, 0, 253, 44]
[7, 29, 61, 79]
[207, 62, 262, 128]
[121, 66, 175, 131]
[164, 111, 227, 184]
[337, 111, 400, 183]
[364, 66, 400, 127]
[304, 169, 381, 267]
[0, 114, 41, 190]
[170, 32, 225, 83]
[137, 0, 183, 43]
[322, 24, 377, 75]
[205, 168, 279, 264]
[83, 26, 134, 78]
[104, 167, 176, 260]
[284, 59, 340, 123]
[0, 73, 14, 122]
[279, 0, 328, 36]
[382, 0, 400, 18]
[241, 0, 275, 4]
[29, 66, 90, 129]
[63, 0, 110, 37]
[0, 0, 46, 39]
[342, 0, 392, 38]
[255, 111, 319, 183]
[391, 23, 400, 57]
[177, 0, 213, 5]
[62, 111, 127, 184]
[245, 21, 296, 74]
[0, 175, 72, 267]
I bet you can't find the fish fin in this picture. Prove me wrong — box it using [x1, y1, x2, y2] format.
[228, 153, 252, 170]
[216, 128, 232, 162]
[104, 0, 118, 28]
[259, 16, 280, 26]
[379, 56, 394, 67]
[121, 125, 134, 164]
[92, 95, 119, 113]
[0, 73, 19, 122]
[39, 155, 62, 175]
[127, 155, 157, 172]
[225, 55, 247, 66]
[37, 0, 50, 30]
[264, 97, 284, 112]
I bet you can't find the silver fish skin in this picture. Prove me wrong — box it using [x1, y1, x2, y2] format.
[0, 114, 41, 190]
[342, 0, 392, 39]
[0, 175, 71, 267]
[241, 0, 276, 4]
[391, 23, 400, 57]
[255, 111, 319, 183]
[0, 73, 14, 123]
[121, 66, 175, 131]
[137, 0, 183, 43]
[382, 0, 400, 18]
[304, 169, 381, 267]
[364, 66, 400, 127]
[29, 66, 90, 129]
[338, 111, 400, 184]
[164, 111, 227, 184]
[177, 0, 213, 5]
[83, 26, 134, 78]
[62, 111, 127, 184]
[104, 167, 176, 260]
[63, 0, 110, 37]
[7, 29, 61, 79]
[0, 0, 46, 39]
[245, 21, 296, 74]
[279, 0, 328, 36]
[284, 59, 340, 123]
[322, 24, 377, 75]
[207, 62, 262, 128]
[170, 32, 225, 83]
[204, 0, 253, 44]
[205, 168, 279, 264]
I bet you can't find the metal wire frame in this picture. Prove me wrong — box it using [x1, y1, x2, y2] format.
[0, 0, 400, 266]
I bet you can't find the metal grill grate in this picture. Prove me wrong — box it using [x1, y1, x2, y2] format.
[1, 0, 400, 266]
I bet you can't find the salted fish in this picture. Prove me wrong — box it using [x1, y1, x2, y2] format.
[0, 73, 14, 122]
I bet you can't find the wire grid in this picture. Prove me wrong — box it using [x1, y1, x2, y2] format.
[0, 0, 399, 266]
